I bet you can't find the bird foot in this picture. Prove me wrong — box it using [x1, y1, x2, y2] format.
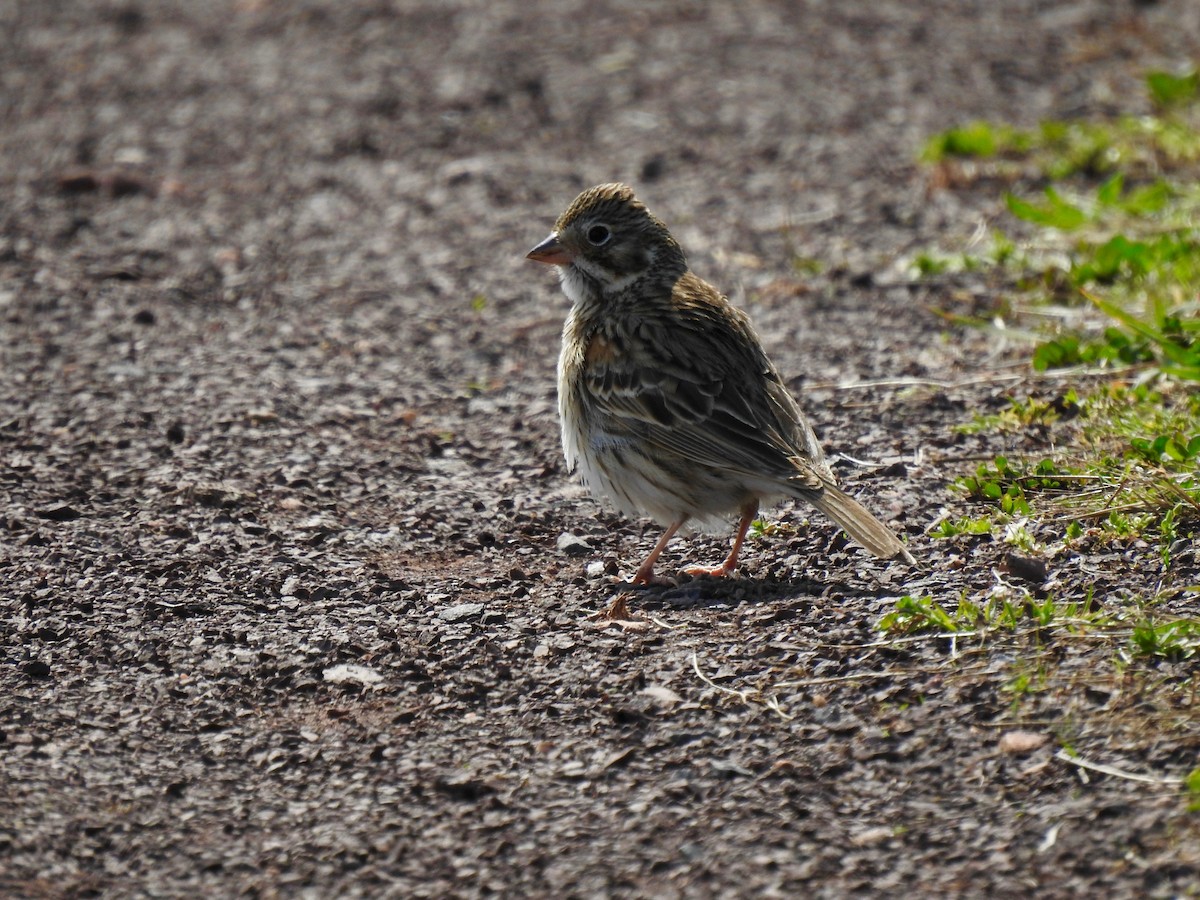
[627, 565, 674, 587]
[682, 561, 737, 579]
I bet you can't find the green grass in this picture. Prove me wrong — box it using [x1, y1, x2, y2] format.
[928, 515, 996, 539]
[915, 69, 1200, 551]
[876, 590, 1113, 638]
[1128, 617, 1200, 662]
[922, 69, 1200, 179]
[899, 81, 1200, 798]
[950, 386, 1200, 540]
[877, 589, 1200, 704]
[694, 77, 1200, 813]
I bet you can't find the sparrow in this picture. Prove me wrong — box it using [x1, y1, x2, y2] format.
[527, 183, 914, 585]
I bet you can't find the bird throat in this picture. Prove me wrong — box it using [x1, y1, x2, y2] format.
[559, 248, 659, 309]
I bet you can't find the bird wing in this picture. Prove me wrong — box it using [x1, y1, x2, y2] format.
[583, 273, 829, 493]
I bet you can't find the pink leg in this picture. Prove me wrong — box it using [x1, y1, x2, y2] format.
[683, 501, 759, 579]
[630, 518, 687, 585]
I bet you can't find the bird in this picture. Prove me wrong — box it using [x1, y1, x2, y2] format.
[526, 182, 914, 585]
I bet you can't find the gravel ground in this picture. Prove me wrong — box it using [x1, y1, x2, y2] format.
[3, 1, 1200, 897]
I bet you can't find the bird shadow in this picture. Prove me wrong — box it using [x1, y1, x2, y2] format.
[619, 569, 889, 612]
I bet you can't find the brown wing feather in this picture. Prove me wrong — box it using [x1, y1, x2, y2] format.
[583, 272, 828, 493]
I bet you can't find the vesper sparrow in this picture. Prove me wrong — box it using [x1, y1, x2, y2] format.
[527, 183, 915, 584]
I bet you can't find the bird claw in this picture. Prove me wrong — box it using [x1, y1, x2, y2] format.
[626, 571, 675, 587]
[682, 562, 737, 579]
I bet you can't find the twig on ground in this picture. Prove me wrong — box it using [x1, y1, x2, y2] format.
[690, 652, 795, 721]
[1054, 749, 1185, 786]
[690, 652, 750, 701]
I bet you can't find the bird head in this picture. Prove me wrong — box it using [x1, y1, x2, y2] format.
[527, 183, 685, 301]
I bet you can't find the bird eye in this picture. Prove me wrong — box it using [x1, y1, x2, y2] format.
[586, 224, 612, 246]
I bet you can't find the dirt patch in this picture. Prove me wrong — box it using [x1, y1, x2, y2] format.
[3, 1, 1199, 896]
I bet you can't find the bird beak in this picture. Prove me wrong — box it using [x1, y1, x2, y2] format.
[526, 232, 574, 266]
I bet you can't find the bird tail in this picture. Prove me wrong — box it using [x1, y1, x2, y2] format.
[807, 482, 915, 564]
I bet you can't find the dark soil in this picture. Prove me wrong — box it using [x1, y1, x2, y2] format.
[3, 1, 1199, 897]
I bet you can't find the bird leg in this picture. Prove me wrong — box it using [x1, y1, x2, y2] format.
[629, 518, 687, 585]
[683, 501, 759, 579]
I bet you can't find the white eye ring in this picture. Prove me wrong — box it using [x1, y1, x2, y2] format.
[586, 224, 612, 246]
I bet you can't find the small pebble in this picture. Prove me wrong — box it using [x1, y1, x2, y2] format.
[556, 532, 592, 556]
[439, 602, 484, 623]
